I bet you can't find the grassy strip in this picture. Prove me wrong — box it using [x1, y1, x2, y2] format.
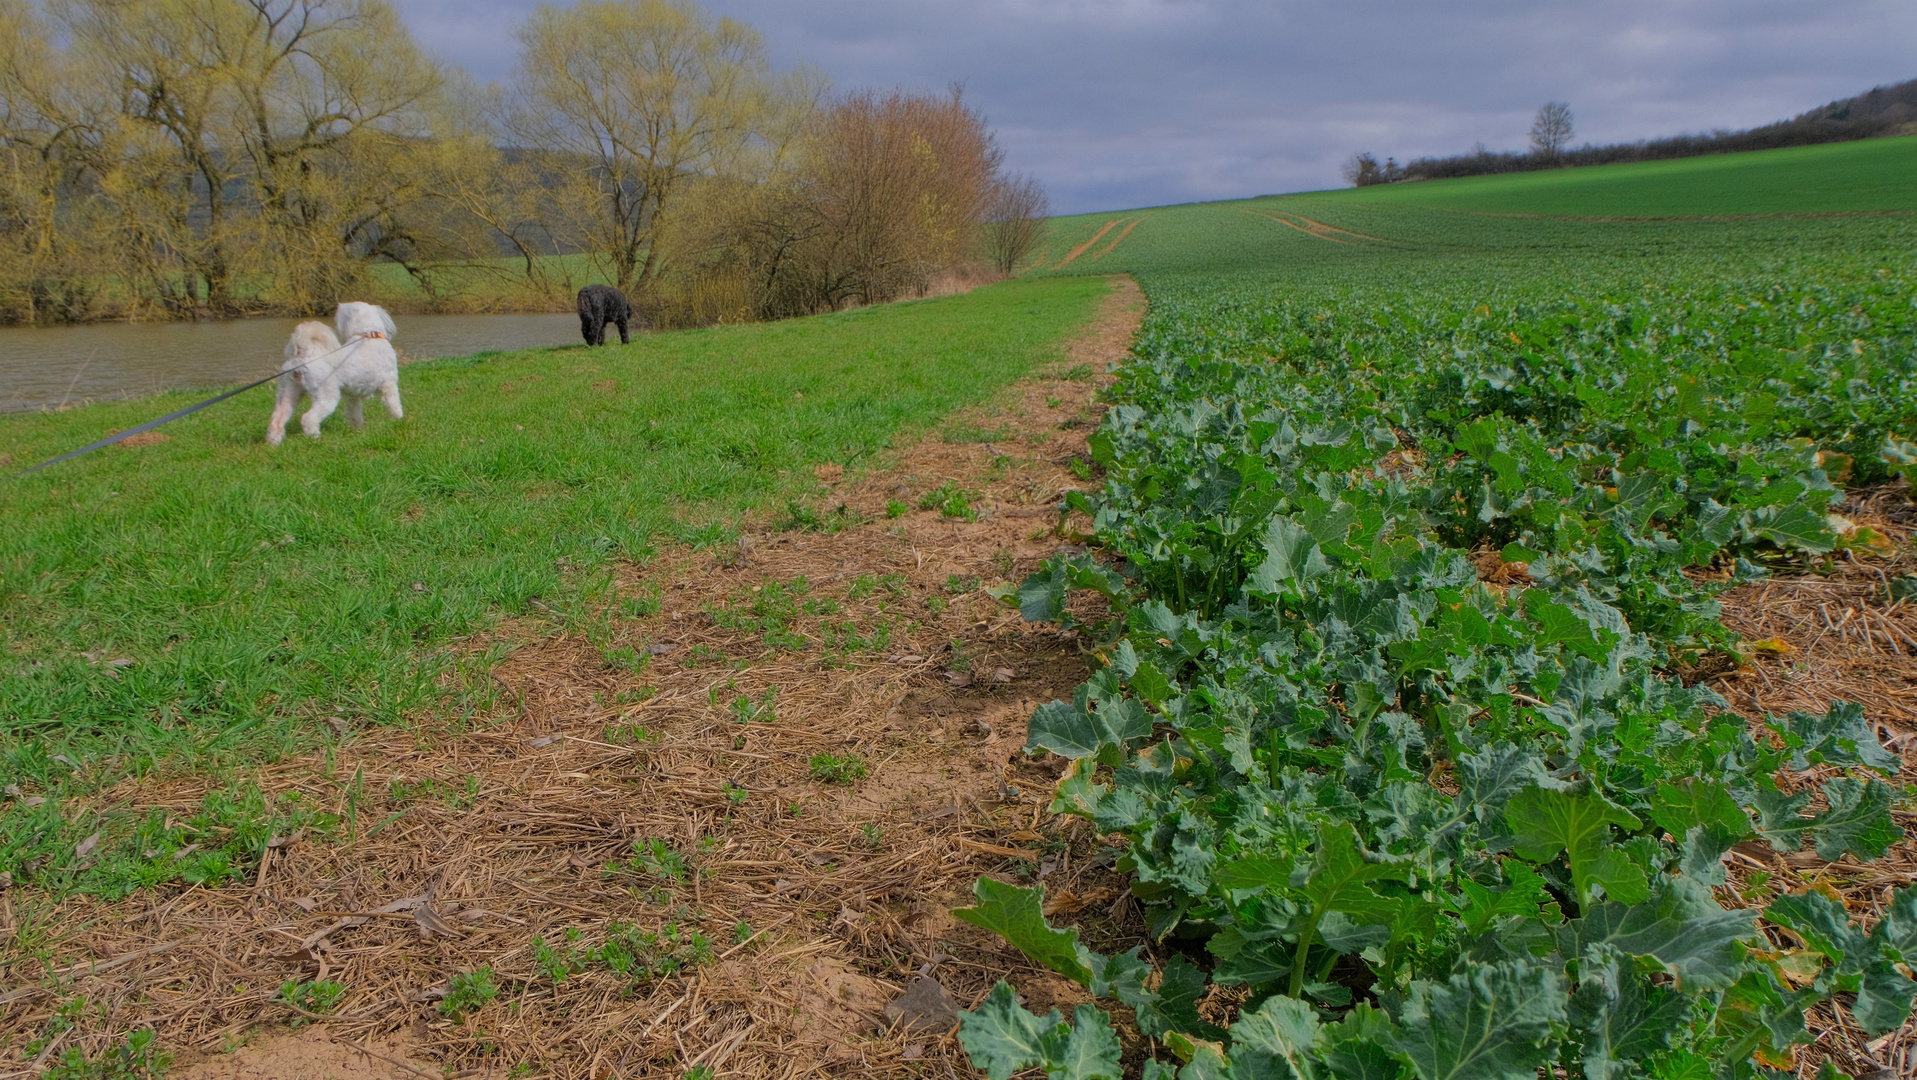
[0, 275, 1111, 897]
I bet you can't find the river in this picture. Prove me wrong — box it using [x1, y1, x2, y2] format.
[0, 312, 582, 414]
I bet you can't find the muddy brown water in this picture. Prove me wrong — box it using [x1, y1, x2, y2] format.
[0, 312, 581, 414]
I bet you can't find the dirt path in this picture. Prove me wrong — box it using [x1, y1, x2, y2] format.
[6, 278, 1146, 1080]
[1053, 220, 1120, 268]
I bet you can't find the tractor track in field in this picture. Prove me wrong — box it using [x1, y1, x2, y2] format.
[1054, 220, 1120, 268]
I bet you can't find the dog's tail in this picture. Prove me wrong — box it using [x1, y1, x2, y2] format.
[266, 370, 301, 447]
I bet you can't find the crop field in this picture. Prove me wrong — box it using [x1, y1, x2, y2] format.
[962, 149, 1917, 1079]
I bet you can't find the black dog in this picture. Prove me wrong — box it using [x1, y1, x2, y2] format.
[577, 284, 633, 346]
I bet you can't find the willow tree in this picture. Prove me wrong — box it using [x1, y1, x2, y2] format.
[503, 0, 785, 300]
[50, 0, 448, 314]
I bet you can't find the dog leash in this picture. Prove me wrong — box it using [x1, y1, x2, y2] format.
[7, 333, 377, 479]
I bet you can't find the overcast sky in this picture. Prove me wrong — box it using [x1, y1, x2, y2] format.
[392, 0, 1917, 215]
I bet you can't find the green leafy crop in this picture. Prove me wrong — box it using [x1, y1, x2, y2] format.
[961, 188, 1917, 1078]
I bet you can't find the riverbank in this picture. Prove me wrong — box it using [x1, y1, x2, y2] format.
[0, 312, 582, 415]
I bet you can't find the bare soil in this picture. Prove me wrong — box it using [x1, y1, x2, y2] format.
[0, 277, 1145, 1080]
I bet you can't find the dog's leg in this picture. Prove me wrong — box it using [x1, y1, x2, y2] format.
[302, 385, 340, 439]
[344, 395, 365, 430]
[580, 312, 595, 346]
[616, 314, 629, 344]
[266, 376, 298, 447]
[380, 381, 404, 420]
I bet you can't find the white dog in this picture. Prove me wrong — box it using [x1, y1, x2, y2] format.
[266, 302, 403, 446]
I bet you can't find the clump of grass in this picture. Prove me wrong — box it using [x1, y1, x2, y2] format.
[43, 1027, 170, 1080]
[534, 921, 713, 991]
[944, 573, 981, 594]
[885, 500, 910, 518]
[808, 753, 867, 784]
[605, 838, 687, 882]
[276, 978, 346, 1023]
[777, 501, 866, 534]
[729, 687, 778, 724]
[848, 573, 909, 602]
[918, 482, 980, 521]
[439, 967, 498, 1021]
[3, 784, 336, 901]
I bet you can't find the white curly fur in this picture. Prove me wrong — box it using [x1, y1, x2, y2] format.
[266, 303, 404, 447]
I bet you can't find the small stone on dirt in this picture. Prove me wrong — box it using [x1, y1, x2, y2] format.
[883, 974, 961, 1032]
[945, 670, 973, 687]
[529, 734, 561, 748]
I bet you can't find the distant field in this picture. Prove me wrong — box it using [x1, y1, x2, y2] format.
[1310, 133, 1917, 216]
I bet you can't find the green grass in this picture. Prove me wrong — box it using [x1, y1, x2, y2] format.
[0, 276, 1110, 832]
[1308, 133, 1917, 217]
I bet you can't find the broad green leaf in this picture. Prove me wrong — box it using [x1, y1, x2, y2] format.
[953, 879, 1096, 985]
[1017, 566, 1069, 623]
[1745, 502, 1837, 553]
[1771, 701, 1900, 774]
[1808, 778, 1904, 862]
[1229, 995, 1325, 1080]
[1302, 821, 1407, 922]
[1053, 1005, 1125, 1080]
[1130, 660, 1175, 705]
[1027, 682, 1153, 761]
[1569, 945, 1690, 1080]
[1128, 955, 1217, 1040]
[1647, 778, 1749, 839]
[1504, 785, 1644, 906]
[1520, 590, 1613, 661]
[1854, 965, 1917, 1038]
[1249, 516, 1332, 594]
[1215, 855, 1295, 893]
[1390, 960, 1566, 1080]
[1322, 1003, 1409, 1080]
[1765, 889, 1866, 972]
[1558, 877, 1757, 991]
[1716, 968, 1815, 1064]
[1050, 758, 1108, 817]
[1583, 848, 1652, 906]
[1871, 884, 1917, 963]
[958, 982, 1065, 1080]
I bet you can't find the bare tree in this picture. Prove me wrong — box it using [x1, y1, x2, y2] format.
[1341, 151, 1384, 187]
[1529, 101, 1574, 158]
[980, 172, 1048, 274]
[503, 0, 789, 301]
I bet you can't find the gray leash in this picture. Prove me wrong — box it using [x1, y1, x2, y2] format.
[8, 334, 369, 479]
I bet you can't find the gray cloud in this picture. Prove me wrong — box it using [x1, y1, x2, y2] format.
[392, 0, 1917, 214]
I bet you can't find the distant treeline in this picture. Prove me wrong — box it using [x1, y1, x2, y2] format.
[1352, 78, 1917, 186]
[0, 0, 1049, 326]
